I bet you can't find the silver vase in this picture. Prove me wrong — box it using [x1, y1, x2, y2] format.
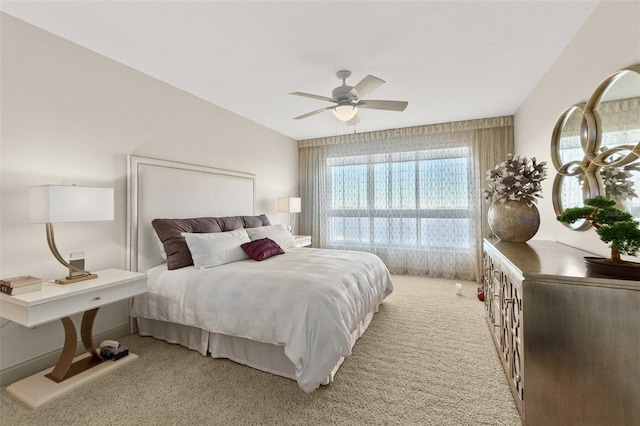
[488, 200, 540, 242]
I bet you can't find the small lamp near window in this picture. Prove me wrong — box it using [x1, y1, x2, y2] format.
[277, 196, 301, 234]
[30, 185, 114, 284]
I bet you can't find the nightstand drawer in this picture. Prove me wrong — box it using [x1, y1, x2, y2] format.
[0, 269, 147, 328]
[26, 279, 146, 326]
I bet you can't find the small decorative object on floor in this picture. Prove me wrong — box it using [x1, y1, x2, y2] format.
[477, 286, 485, 301]
[485, 154, 547, 242]
[455, 283, 463, 295]
[100, 340, 129, 361]
[0, 275, 42, 295]
[557, 196, 640, 279]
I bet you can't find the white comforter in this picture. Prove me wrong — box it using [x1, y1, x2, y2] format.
[132, 247, 393, 392]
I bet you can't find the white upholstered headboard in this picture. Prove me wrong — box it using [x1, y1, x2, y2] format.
[127, 155, 255, 272]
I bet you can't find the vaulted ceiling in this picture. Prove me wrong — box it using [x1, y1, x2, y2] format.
[1, 1, 599, 140]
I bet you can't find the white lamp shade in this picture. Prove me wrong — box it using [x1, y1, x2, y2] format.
[30, 185, 114, 223]
[333, 105, 358, 122]
[277, 197, 301, 213]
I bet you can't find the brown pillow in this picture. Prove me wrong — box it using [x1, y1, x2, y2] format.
[152, 214, 270, 270]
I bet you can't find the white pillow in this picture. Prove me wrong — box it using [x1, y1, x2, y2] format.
[182, 229, 250, 269]
[245, 224, 296, 249]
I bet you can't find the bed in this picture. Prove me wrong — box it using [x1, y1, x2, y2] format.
[126, 155, 393, 392]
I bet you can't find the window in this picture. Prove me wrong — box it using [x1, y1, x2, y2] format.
[327, 147, 473, 250]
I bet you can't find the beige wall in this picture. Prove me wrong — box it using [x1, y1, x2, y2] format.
[0, 14, 298, 373]
[514, 0, 640, 259]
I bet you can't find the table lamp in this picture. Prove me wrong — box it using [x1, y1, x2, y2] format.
[277, 197, 301, 233]
[30, 185, 114, 284]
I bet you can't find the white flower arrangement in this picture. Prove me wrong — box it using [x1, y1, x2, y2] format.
[602, 164, 639, 201]
[484, 154, 548, 207]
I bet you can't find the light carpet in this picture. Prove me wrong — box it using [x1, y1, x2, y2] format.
[1, 275, 521, 425]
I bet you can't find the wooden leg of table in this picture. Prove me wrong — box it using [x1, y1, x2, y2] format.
[45, 317, 77, 382]
[80, 308, 101, 357]
[45, 309, 105, 383]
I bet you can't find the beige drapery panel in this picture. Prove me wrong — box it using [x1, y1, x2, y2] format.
[299, 116, 513, 281]
[472, 125, 515, 277]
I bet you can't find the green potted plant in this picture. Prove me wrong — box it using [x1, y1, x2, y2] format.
[556, 196, 640, 279]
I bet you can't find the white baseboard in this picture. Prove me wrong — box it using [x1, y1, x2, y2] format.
[0, 324, 131, 388]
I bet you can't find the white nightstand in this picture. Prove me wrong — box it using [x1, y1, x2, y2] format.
[294, 235, 312, 247]
[0, 268, 147, 408]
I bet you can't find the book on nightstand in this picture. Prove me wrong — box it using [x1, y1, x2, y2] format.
[0, 275, 42, 288]
[0, 275, 43, 295]
[0, 282, 42, 295]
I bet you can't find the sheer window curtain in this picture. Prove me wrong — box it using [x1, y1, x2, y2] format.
[299, 117, 513, 281]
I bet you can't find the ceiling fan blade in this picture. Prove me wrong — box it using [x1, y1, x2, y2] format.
[350, 75, 385, 98]
[290, 92, 336, 103]
[293, 106, 335, 120]
[356, 99, 408, 111]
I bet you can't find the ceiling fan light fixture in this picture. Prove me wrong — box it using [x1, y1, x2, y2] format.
[333, 105, 358, 122]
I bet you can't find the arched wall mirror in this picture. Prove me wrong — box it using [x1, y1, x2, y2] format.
[551, 64, 640, 229]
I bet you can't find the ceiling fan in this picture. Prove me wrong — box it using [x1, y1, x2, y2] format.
[290, 70, 408, 122]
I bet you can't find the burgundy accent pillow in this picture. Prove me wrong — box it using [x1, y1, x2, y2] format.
[152, 214, 271, 270]
[241, 238, 284, 261]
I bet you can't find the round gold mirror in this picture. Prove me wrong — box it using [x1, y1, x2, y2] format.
[551, 104, 592, 230]
[552, 64, 640, 230]
[551, 104, 586, 170]
[583, 65, 640, 218]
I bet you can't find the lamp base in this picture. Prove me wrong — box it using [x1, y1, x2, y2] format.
[55, 273, 98, 285]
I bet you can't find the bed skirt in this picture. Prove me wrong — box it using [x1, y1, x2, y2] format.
[136, 301, 381, 387]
